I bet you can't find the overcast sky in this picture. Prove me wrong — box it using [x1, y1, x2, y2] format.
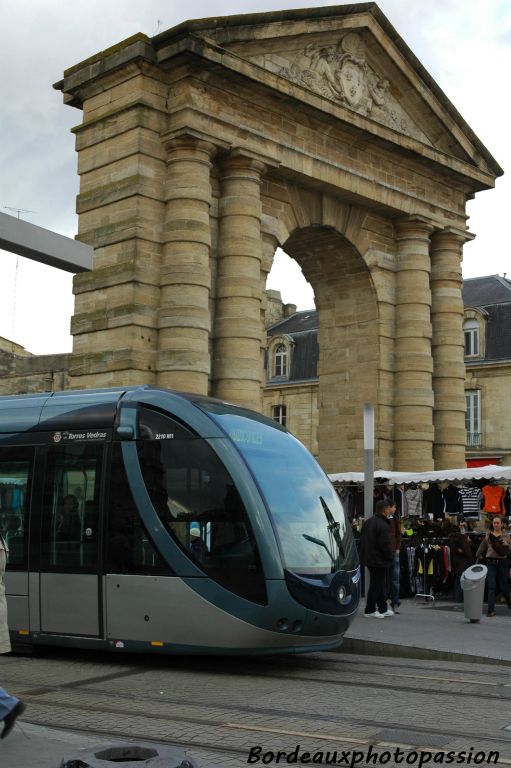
[1, 0, 509, 354]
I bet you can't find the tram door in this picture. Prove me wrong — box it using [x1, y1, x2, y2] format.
[39, 441, 104, 637]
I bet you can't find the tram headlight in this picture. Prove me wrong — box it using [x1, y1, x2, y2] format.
[337, 584, 352, 606]
[276, 617, 290, 631]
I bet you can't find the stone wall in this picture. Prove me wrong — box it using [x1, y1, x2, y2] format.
[263, 383, 318, 456]
[465, 364, 511, 466]
[0, 347, 68, 395]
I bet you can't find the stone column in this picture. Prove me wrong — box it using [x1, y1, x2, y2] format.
[157, 133, 216, 394]
[394, 217, 435, 470]
[211, 151, 266, 410]
[260, 233, 278, 394]
[430, 228, 469, 469]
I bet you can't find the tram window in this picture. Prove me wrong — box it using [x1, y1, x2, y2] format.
[138, 406, 267, 604]
[106, 444, 173, 575]
[41, 443, 102, 572]
[0, 447, 33, 570]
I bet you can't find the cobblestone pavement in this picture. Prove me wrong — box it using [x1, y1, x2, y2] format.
[1, 649, 511, 767]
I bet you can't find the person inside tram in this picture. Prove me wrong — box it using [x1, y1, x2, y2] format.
[57, 494, 82, 542]
[189, 526, 209, 563]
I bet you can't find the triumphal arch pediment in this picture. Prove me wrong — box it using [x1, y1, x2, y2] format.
[56, 4, 502, 471]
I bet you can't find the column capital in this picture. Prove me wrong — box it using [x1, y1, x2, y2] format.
[219, 147, 280, 177]
[394, 215, 435, 240]
[431, 226, 475, 248]
[161, 128, 224, 157]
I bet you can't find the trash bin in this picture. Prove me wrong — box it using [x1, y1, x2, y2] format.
[460, 564, 488, 623]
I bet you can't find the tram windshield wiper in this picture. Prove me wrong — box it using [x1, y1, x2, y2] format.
[320, 496, 345, 565]
[302, 533, 334, 564]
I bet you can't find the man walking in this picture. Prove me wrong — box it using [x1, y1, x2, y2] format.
[359, 499, 395, 618]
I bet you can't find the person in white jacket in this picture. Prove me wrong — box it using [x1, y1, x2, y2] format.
[0, 532, 25, 738]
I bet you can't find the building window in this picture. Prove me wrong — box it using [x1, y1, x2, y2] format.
[272, 405, 287, 427]
[465, 390, 481, 447]
[274, 343, 288, 377]
[464, 320, 480, 357]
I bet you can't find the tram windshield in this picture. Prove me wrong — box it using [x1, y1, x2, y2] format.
[196, 402, 358, 576]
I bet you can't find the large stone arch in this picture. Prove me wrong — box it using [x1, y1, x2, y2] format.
[56, 4, 502, 471]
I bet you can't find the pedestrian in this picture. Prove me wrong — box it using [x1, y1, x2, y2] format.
[387, 502, 401, 613]
[1, 531, 26, 738]
[358, 499, 395, 618]
[475, 516, 511, 617]
[448, 522, 474, 605]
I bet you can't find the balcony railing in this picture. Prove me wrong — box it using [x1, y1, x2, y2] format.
[466, 432, 482, 448]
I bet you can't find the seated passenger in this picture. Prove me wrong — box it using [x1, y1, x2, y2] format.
[189, 527, 209, 563]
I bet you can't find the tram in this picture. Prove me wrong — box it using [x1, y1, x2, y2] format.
[0, 386, 359, 654]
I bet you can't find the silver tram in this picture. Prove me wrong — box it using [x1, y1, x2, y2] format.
[0, 386, 359, 654]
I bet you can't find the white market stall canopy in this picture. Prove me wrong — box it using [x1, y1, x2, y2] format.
[329, 465, 511, 485]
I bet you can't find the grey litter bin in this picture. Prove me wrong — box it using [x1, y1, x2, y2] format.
[460, 564, 488, 623]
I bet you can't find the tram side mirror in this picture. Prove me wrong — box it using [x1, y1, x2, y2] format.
[116, 425, 135, 440]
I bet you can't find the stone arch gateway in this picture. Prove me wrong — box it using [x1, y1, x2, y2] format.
[56, 4, 502, 472]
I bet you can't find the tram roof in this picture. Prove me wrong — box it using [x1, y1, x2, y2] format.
[0, 386, 271, 435]
[0, 387, 130, 433]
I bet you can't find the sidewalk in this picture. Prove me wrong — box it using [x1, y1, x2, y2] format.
[341, 596, 511, 665]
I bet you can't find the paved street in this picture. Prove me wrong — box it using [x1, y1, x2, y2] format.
[1, 644, 511, 767]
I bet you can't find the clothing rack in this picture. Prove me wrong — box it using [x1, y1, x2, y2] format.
[408, 538, 449, 602]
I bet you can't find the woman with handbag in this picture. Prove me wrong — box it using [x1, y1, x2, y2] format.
[476, 517, 511, 617]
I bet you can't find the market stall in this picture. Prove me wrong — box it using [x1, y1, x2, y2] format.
[329, 465, 511, 602]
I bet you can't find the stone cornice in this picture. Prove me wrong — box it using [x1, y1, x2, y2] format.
[150, 4, 502, 179]
[169, 105, 471, 225]
[56, 26, 499, 192]
[465, 359, 511, 371]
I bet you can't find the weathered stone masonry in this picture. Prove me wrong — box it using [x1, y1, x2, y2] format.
[55, 4, 502, 472]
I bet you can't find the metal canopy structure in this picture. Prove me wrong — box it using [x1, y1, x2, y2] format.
[0, 210, 92, 273]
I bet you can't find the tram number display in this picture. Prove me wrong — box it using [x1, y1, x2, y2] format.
[155, 433, 174, 440]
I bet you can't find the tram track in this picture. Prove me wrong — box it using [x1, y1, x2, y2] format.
[20, 702, 511, 766]
[14, 673, 511, 750]
[13, 663, 511, 709]
[7, 652, 511, 717]
[5, 650, 511, 766]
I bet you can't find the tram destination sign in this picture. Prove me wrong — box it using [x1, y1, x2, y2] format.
[51, 429, 110, 443]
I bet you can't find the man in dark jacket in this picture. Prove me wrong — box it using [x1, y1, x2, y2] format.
[359, 499, 394, 618]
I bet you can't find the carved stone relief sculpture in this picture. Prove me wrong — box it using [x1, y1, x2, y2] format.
[275, 33, 428, 143]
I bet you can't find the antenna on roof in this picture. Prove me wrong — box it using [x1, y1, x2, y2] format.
[152, 18, 163, 35]
[4, 206, 36, 220]
[3, 207, 36, 348]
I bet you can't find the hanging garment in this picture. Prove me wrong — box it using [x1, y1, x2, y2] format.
[482, 485, 506, 515]
[405, 487, 422, 517]
[459, 487, 483, 520]
[422, 485, 446, 520]
[443, 485, 462, 516]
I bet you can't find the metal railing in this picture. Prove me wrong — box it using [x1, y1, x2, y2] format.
[466, 432, 482, 448]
